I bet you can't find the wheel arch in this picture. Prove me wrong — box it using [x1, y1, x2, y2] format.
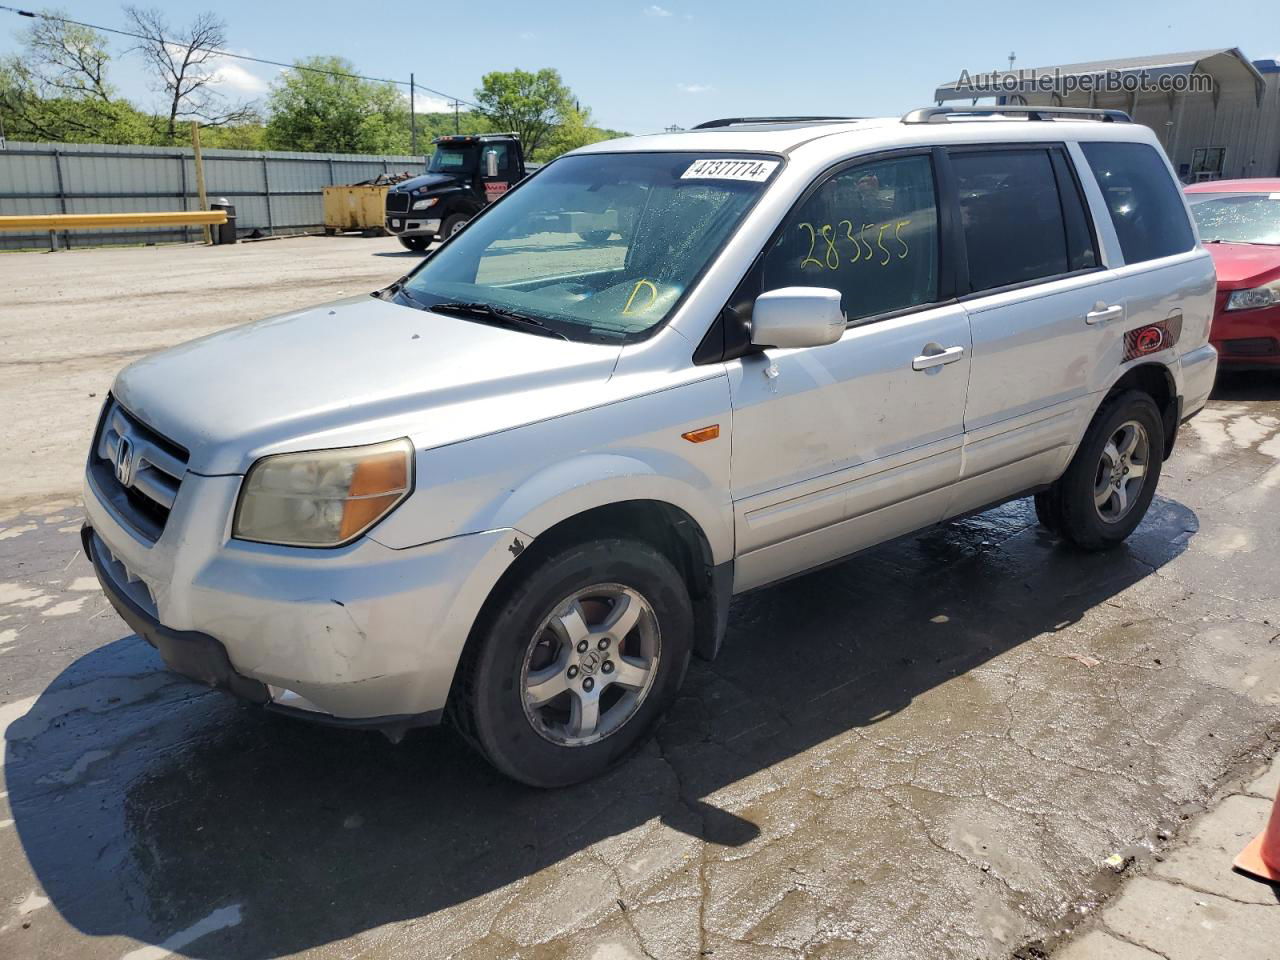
[1102, 362, 1179, 460]
[458, 495, 733, 712]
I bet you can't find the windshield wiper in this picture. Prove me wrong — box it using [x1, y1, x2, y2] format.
[429, 301, 569, 340]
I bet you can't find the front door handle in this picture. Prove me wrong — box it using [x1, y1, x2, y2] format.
[912, 345, 965, 371]
[1086, 304, 1124, 325]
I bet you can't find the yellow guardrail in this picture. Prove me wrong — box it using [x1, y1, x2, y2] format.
[0, 210, 227, 231]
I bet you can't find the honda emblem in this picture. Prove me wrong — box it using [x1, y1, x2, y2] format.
[114, 435, 135, 487]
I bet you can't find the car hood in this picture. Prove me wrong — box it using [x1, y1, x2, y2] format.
[113, 296, 622, 475]
[1204, 242, 1280, 288]
[391, 172, 463, 194]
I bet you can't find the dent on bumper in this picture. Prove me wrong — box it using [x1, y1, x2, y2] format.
[84, 471, 529, 722]
[187, 527, 526, 719]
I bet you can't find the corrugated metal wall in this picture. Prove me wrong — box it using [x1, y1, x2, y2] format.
[0, 141, 425, 250]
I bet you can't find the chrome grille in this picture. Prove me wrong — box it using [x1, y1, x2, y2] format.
[90, 398, 189, 541]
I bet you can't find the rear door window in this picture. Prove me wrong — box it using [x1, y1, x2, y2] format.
[951, 149, 1073, 292]
[1080, 141, 1195, 264]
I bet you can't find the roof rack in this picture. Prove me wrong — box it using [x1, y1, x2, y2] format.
[693, 116, 860, 129]
[902, 105, 1131, 124]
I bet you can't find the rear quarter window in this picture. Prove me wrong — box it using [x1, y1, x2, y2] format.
[1080, 141, 1195, 264]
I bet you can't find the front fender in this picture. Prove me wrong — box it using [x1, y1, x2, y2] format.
[368, 374, 735, 561]
[487, 450, 735, 564]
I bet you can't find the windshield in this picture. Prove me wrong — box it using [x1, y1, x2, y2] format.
[401, 152, 780, 342]
[1187, 192, 1280, 245]
[428, 146, 475, 174]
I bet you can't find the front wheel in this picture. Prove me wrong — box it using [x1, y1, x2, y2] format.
[453, 539, 693, 787]
[398, 236, 430, 252]
[1037, 390, 1165, 550]
[440, 213, 469, 239]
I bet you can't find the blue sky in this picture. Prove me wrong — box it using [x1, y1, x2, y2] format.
[1, 0, 1276, 134]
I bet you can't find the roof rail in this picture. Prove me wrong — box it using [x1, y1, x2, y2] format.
[901, 105, 1131, 124]
[693, 116, 860, 129]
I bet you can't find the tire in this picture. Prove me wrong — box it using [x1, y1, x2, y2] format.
[1039, 390, 1165, 550]
[579, 229, 612, 244]
[453, 539, 694, 787]
[1033, 490, 1062, 534]
[440, 214, 469, 239]
[398, 236, 429, 252]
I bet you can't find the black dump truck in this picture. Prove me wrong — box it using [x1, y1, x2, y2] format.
[384, 132, 537, 251]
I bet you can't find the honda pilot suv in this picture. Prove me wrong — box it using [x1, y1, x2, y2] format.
[84, 107, 1218, 787]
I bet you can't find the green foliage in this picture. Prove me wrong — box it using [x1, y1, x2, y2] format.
[0, 12, 153, 144]
[535, 106, 626, 162]
[264, 56, 412, 154]
[0, 24, 628, 159]
[199, 122, 267, 150]
[474, 68, 575, 157]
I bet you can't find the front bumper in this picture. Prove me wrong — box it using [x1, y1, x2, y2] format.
[384, 215, 441, 238]
[82, 468, 527, 725]
[1209, 300, 1280, 367]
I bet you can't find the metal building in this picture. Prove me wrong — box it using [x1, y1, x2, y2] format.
[933, 49, 1280, 182]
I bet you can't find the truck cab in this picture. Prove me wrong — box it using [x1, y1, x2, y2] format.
[384, 133, 531, 251]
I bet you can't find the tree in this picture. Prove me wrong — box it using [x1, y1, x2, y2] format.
[0, 12, 151, 143]
[264, 56, 410, 154]
[124, 7, 258, 143]
[474, 68, 574, 158]
[536, 105, 625, 161]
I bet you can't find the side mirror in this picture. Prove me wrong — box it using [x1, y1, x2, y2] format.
[484, 150, 500, 178]
[750, 287, 846, 349]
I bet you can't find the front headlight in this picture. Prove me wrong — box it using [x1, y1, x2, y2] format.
[233, 438, 414, 547]
[411, 197, 438, 211]
[1226, 280, 1280, 311]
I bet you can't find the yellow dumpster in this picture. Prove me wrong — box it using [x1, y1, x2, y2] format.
[322, 185, 389, 235]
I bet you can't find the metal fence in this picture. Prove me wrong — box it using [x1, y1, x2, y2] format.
[0, 141, 426, 250]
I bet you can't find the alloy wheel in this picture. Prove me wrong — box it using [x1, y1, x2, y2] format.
[1093, 419, 1150, 523]
[520, 583, 661, 747]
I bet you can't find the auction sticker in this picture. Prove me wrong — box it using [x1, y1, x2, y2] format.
[682, 158, 779, 182]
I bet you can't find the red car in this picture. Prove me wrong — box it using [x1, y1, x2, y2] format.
[1184, 179, 1280, 369]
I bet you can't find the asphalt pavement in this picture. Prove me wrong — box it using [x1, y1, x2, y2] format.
[0, 238, 1277, 959]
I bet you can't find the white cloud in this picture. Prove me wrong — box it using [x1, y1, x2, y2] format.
[677, 82, 714, 94]
[644, 5, 673, 16]
[209, 59, 269, 96]
[406, 90, 454, 113]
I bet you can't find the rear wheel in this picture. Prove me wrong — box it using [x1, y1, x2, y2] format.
[453, 539, 693, 787]
[398, 236, 430, 252]
[579, 229, 613, 244]
[1037, 390, 1165, 550]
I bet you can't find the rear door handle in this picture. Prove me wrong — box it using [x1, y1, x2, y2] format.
[912, 345, 965, 371]
[1086, 304, 1124, 325]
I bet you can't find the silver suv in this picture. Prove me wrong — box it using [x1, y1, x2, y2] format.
[83, 107, 1218, 786]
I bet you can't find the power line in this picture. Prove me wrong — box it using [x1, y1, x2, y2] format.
[0, 5, 482, 111]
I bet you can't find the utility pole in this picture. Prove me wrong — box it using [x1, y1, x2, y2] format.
[453, 99, 460, 134]
[410, 73, 418, 156]
[1007, 51, 1016, 72]
[190, 121, 210, 245]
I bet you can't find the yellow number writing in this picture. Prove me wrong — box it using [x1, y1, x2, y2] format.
[622, 279, 658, 314]
[840, 220, 861, 264]
[876, 224, 891, 266]
[859, 223, 875, 262]
[894, 219, 911, 259]
[821, 224, 840, 270]
[798, 222, 824, 269]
